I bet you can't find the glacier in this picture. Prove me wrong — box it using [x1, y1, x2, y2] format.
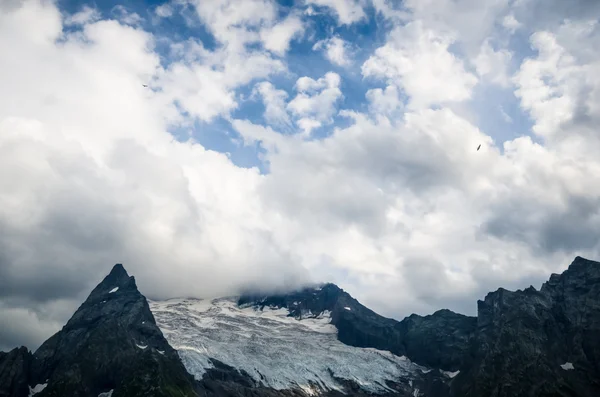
[150, 297, 431, 394]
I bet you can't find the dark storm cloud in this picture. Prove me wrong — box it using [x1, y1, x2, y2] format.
[0, 308, 57, 352]
[0, 184, 127, 304]
[482, 194, 600, 255]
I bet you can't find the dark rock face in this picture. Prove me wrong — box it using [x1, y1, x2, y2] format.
[398, 310, 476, 372]
[0, 347, 32, 397]
[239, 284, 476, 371]
[30, 264, 200, 397]
[452, 256, 600, 397]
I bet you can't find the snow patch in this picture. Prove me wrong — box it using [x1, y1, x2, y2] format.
[344, 307, 351, 311]
[413, 388, 421, 397]
[441, 370, 460, 378]
[28, 384, 47, 396]
[98, 390, 113, 397]
[150, 297, 429, 394]
[560, 362, 574, 370]
[157, 350, 165, 355]
[109, 287, 118, 293]
[136, 343, 148, 349]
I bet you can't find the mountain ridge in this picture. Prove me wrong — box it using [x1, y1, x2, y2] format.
[1, 256, 599, 397]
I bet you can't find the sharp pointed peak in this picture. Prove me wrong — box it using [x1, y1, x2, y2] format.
[94, 263, 135, 294]
[109, 263, 129, 278]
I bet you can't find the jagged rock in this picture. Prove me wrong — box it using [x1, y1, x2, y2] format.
[30, 264, 200, 397]
[0, 347, 32, 397]
[452, 256, 600, 397]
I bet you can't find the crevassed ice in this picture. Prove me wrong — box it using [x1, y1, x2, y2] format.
[28, 383, 47, 396]
[150, 298, 428, 394]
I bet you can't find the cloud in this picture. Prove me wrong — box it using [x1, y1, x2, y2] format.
[501, 13, 521, 33]
[64, 5, 101, 26]
[304, 0, 367, 25]
[313, 36, 352, 66]
[0, 305, 64, 352]
[510, 0, 600, 33]
[2, 0, 600, 353]
[111, 5, 143, 25]
[0, 0, 309, 348]
[365, 85, 403, 117]
[253, 81, 292, 128]
[513, 19, 600, 144]
[186, 0, 277, 48]
[155, 4, 174, 18]
[287, 72, 343, 134]
[260, 14, 305, 56]
[152, 0, 289, 122]
[473, 39, 513, 87]
[362, 21, 478, 109]
[400, 0, 510, 53]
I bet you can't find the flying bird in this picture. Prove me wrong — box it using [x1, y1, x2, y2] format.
[142, 84, 148, 88]
[477, 144, 481, 151]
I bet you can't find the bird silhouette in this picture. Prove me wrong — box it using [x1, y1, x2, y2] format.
[142, 84, 148, 88]
[477, 144, 481, 151]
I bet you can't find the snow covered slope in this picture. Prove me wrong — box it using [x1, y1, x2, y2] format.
[149, 298, 432, 395]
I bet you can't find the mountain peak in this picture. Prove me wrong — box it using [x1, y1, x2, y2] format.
[89, 263, 138, 298]
[109, 263, 128, 278]
[30, 263, 200, 396]
[570, 255, 600, 269]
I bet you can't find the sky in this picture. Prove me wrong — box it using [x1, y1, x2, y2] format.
[1, 0, 600, 351]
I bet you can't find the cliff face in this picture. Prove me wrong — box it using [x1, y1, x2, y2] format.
[452, 256, 600, 397]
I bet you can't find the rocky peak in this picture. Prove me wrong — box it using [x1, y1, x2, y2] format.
[87, 263, 136, 298]
[29, 263, 200, 397]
